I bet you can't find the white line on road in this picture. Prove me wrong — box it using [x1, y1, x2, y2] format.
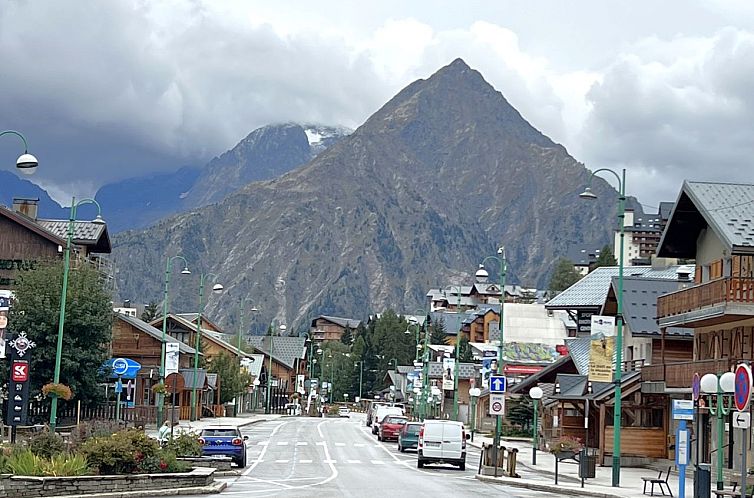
[316, 441, 326, 446]
[346, 459, 361, 464]
[371, 460, 385, 465]
[296, 441, 308, 446]
[257, 441, 268, 446]
[243, 422, 286, 476]
[277, 441, 289, 446]
[317, 420, 327, 438]
[300, 459, 313, 463]
[322, 459, 336, 464]
[335, 442, 345, 446]
[354, 443, 365, 447]
[275, 459, 290, 463]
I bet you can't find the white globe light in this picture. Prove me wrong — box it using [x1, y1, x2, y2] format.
[720, 371, 736, 393]
[469, 387, 481, 397]
[212, 283, 224, 294]
[16, 153, 38, 175]
[700, 373, 719, 394]
[529, 386, 544, 400]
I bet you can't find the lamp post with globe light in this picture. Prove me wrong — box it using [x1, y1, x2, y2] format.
[49, 198, 106, 431]
[190, 273, 224, 421]
[237, 299, 258, 414]
[1, 130, 38, 175]
[469, 387, 481, 441]
[700, 371, 735, 491]
[529, 386, 544, 465]
[579, 169, 626, 487]
[265, 322, 286, 414]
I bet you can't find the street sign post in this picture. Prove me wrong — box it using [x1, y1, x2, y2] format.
[675, 420, 691, 498]
[734, 412, 751, 429]
[489, 394, 505, 416]
[489, 375, 507, 393]
[735, 363, 752, 498]
[672, 400, 694, 421]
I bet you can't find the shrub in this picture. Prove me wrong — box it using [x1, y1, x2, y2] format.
[327, 405, 340, 416]
[79, 429, 161, 475]
[165, 431, 202, 457]
[549, 435, 583, 454]
[40, 453, 89, 477]
[29, 430, 65, 459]
[137, 450, 190, 474]
[69, 420, 123, 450]
[7, 450, 45, 476]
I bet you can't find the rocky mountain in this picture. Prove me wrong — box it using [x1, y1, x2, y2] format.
[0, 170, 68, 218]
[112, 59, 624, 334]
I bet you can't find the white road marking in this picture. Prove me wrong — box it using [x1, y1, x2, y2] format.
[354, 443, 365, 447]
[275, 459, 290, 463]
[299, 459, 313, 463]
[257, 441, 268, 446]
[335, 442, 345, 446]
[296, 441, 308, 446]
[323, 459, 337, 464]
[316, 441, 326, 446]
[277, 441, 289, 446]
[346, 459, 361, 464]
[371, 460, 385, 465]
[243, 422, 286, 476]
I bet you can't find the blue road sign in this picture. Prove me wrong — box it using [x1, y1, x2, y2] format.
[114, 379, 123, 393]
[112, 358, 129, 376]
[102, 358, 142, 379]
[490, 375, 507, 393]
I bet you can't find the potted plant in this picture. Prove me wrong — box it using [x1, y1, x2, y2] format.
[151, 383, 168, 396]
[549, 435, 583, 459]
[41, 383, 73, 401]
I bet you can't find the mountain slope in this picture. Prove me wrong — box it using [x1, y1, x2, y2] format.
[0, 171, 68, 218]
[112, 59, 623, 333]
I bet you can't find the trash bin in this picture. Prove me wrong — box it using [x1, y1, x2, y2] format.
[578, 449, 596, 478]
[694, 463, 711, 498]
[225, 402, 236, 417]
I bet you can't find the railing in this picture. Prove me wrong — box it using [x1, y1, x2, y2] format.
[641, 358, 735, 388]
[657, 277, 754, 318]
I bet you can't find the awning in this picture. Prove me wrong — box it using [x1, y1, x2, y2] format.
[504, 365, 544, 375]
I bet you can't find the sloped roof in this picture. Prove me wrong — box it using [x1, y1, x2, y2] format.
[0, 205, 66, 247]
[181, 368, 207, 389]
[429, 310, 477, 335]
[565, 336, 591, 376]
[37, 219, 111, 253]
[153, 314, 249, 358]
[315, 315, 361, 329]
[605, 277, 693, 337]
[545, 265, 695, 310]
[115, 313, 196, 354]
[248, 354, 264, 377]
[659, 181, 754, 257]
[247, 336, 306, 369]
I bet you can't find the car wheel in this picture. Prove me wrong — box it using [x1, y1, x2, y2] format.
[399, 444, 404, 453]
[378, 433, 382, 441]
[459, 462, 465, 471]
[417, 459, 424, 469]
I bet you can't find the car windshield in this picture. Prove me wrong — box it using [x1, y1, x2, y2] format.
[385, 417, 407, 424]
[202, 429, 239, 437]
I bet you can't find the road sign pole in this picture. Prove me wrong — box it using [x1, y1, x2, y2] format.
[115, 376, 122, 423]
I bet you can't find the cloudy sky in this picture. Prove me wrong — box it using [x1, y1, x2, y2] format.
[1, 0, 753, 208]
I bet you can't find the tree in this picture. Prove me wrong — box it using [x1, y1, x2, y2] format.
[593, 244, 617, 269]
[458, 336, 473, 362]
[340, 327, 353, 346]
[141, 301, 159, 322]
[9, 261, 113, 406]
[548, 258, 582, 293]
[429, 317, 448, 345]
[207, 352, 252, 404]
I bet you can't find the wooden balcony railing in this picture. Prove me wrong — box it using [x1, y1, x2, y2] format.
[641, 358, 735, 388]
[657, 277, 754, 319]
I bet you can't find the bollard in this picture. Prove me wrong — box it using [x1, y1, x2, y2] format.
[507, 448, 519, 478]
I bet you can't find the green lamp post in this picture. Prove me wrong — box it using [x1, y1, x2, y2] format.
[700, 372, 735, 490]
[469, 387, 481, 442]
[354, 360, 364, 402]
[49, 197, 105, 431]
[445, 285, 463, 421]
[580, 168, 626, 487]
[265, 322, 286, 414]
[190, 273, 224, 421]
[237, 300, 257, 415]
[1, 130, 38, 175]
[529, 386, 544, 465]
[420, 311, 431, 421]
[158, 255, 191, 426]
[480, 247, 507, 443]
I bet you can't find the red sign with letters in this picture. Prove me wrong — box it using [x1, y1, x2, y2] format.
[11, 361, 28, 382]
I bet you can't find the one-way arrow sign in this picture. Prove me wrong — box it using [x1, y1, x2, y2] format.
[490, 375, 507, 393]
[734, 412, 751, 429]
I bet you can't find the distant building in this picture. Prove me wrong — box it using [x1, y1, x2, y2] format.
[614, 203, 674, 266]
[309, 315, 361, 343]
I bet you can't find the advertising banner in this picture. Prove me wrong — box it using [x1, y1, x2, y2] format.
[442, 357, 455, 390]
[481, 350, 498, 389]
[165, 342, 180, 375]
[589, 315, 616, 382]
[0, 290, 12, 360]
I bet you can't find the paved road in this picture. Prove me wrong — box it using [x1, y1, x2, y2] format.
[184, 414, 560, 497]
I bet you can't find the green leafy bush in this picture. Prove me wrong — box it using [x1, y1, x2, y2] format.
[7, 450, 45, 476]
[137, 450, 190, 474]
[29, 430, 66, 459]
[165, 431, 202, 457]
[79, 429, 161, 475]
[69, 420, 123, 449]
[40, 453, 89, 477]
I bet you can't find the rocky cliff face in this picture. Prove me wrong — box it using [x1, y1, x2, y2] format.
[112, 59, 622, 333]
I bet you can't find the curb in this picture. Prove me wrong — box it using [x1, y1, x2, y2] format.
[475, 474, 623, 498]
[60, 481, 227, 498]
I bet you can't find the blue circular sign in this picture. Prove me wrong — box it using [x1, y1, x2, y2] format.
[734, 364, 752, 412]
[112, 357, 129, 376]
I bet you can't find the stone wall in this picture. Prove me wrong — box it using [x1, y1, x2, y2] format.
[0, 467, 215, 498]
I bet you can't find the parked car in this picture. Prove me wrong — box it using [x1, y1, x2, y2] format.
[199, 426, 249, 467]
[378, 415, 408, 441]
[366, 402, 387, 427]
[417, 420, 469, 470]
[338, 406, 351, 417]
[372, 405, 404, 435]
[398, 421, 422, 452]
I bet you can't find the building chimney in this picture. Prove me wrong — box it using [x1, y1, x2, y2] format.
[12, 198, 39, 220]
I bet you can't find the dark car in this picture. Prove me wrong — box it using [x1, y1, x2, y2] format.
[398, 421, 422, 452]
[378, 415, 408, 442]
[199, 427, 248, 467]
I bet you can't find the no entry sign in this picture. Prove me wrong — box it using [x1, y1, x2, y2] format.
[735, 364, 752, 412]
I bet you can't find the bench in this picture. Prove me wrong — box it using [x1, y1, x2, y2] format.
[642, 466, 673, 496]
[712, 468, 754, 498]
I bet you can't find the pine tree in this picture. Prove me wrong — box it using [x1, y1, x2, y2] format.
[458, 335, 473, 362]
[340, 327, 353, 346]
[429, 317, 448, 345]
[548, 258, 582, 293]
[593, 244, 618, 269]
[141, 301, 159, 322]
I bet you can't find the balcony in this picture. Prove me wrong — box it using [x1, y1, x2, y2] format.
[642, 358, 735, 388]
[657, 277, 754, 327]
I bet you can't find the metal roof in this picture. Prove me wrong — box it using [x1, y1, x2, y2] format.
[564, 336, 591, 376]
[37, 219, 111, 253]
[606, 277, 693, 337]
[247, 336, 306, 369]
[314, 315, 361, 329]
[115, 312, 196, 354]
[180, 368, 207, 389]
[545, 265, 695, 310]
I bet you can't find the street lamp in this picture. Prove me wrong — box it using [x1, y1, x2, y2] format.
[529, 386, 544, 465]
[157, 255, 190, 425]
[700, 371, 735, 490]
[1, 130, 38, 175]
[354, 360, 364, 402]
[580, 168, 625, 487]
[445, 285, 463, 421]
[469, 387, 481, 442]
[480, 247, 507, 445]
[49, 197, 105, 431]
[237, 300, 258, 415]
[190, 273, 224, 421]
[252, 378, 261, 412]
[266, 322, 286, 414]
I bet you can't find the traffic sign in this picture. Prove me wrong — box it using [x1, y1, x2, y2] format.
[692, 373, 700, 402]
[112, 357, 129, 376]
[735, 364, 752, 412]
[672, 399, 694, 421]
[490, 375, 507, 393]
[734, 412, 751, 429]
[489, 393, 505, 415]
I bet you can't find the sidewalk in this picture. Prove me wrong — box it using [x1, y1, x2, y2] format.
[469, 435, 693, 498]
[146, 412, 286, 439]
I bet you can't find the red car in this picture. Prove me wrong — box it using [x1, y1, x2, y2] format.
[378, 415, 408, 441]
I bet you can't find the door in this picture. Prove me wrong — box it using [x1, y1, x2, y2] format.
[422, 422, 444, 458]
[440, 423, 463, 459]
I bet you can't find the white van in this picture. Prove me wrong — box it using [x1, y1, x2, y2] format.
[417, 420, 468, 470]
[371, 406, 404, 434]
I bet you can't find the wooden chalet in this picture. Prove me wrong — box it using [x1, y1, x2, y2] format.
[309, 315, 361, 343]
